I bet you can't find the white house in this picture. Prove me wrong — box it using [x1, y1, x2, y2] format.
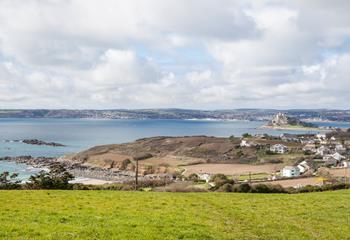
[240, 139, 251, 147]
[303, 143, 317, 153]
[316, 133, 327, 140]
[198, 173, 211, 183]
[335, 144, 347, 153]
[342, 161, 350, 168]
[270, 144, 288, 154]
[280, 134, 299, 142]
[282, 166, 300, 177]
[297, 161, 310, 174]
[332, 152, 346, 161]
[316, 133, 328, 144]
[316, 146, 331, 157]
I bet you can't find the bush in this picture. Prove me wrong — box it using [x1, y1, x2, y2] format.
[25, 163, 74, 190]
[229, 135, 235, 142]
[188, 173, 199, 182]
[0, 172, 21, 189]
[233, 183, 251, 193]
[72, 179, 169, 191]
[242, 133, 252, 138]
[211, 174, 229, 187]
[120, 159, 131, 170]
[265, 150, 276, 155]
[133, 153, 153, 161]
[218, 183, 234, 192]
[251, 184, 286, 193]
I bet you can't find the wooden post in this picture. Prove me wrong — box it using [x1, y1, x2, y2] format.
[135, 158, 138, 190]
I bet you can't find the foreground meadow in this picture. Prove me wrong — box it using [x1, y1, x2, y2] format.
[0, 190, 349, 239]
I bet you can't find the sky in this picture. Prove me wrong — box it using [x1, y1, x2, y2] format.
[0, 0, 350, 109]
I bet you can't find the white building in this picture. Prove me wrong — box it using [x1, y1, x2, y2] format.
[316, 146, 331, 157]
[316, 133, 327, 140]
[332, 152, 346, 161]
[316, 133, 328, 144]
[342, 161, 350, 168]
[240, 139, 251, 147]
[303, 143, 317, 153]
[270, 144, 288, 154]
[282, 166, 300, 178]
[297, 161, 310, 174]
[198, 173, 211, 183]
[335, 144, 347, 153]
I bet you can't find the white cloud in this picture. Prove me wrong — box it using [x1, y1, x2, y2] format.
[0, 1, 350, 109]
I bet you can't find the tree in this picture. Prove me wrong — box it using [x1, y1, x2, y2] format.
[188, 173, 199, 182]
[26, 163, 74, 189]
[210, 174, 232, 188]
[242, 133, 252, 138]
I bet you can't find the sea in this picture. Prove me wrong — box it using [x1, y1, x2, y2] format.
[1, 118, 349, 179]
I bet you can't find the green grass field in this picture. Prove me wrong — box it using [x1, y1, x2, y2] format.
[0, 190, 349, 239]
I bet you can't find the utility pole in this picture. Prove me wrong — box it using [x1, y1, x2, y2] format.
[134, 157, 138, 190]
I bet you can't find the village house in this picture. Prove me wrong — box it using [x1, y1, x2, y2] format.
[332, 152, 346, 161]
[270, 144, 288, 154]
[316, 133, 327, 140]
[330, 136, 338, 144]
[316, 133, 328, 144]
[303, 143, 317, 153]
[198, 173, 211, 183]
[297, 160, 310, 174]
[240, 139, 251, 147]
[281, 166, 300, 178]
[323, 153, 345, 167]
[240, 139, 258, 148]
[316, 145, 331, 157]
[280, 133, 299, 142]
[335, 144, 347, 153]
[300, 139, 315, 144]
[342, 161, 350, 168]
[323, 156, 338, 167]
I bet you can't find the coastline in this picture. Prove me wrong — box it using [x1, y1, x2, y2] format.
[0, 156, 134, 184]
[259, 125, 328, 131]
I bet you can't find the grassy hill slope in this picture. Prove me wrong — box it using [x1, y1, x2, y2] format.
[0, 190, 349, 239]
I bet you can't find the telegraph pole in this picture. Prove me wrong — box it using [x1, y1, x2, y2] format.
[135, 157, 139, 190]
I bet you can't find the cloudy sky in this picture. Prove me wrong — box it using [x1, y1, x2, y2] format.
[0, 0, 350, 109]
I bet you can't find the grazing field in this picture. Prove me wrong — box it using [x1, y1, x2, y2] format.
[183, 163, 283, 176]
[0, 191, 350, 239]
[256, 177, 322, 188]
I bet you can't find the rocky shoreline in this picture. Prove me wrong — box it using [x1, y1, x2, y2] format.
[3, 139, 66, 147]
[0, 156, 135, 182]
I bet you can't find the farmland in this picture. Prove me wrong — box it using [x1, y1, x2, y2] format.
[0, 190, 350, 239]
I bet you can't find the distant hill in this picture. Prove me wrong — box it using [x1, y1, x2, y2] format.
[63, 136, 260, 175]
[0, 109, 350, 121]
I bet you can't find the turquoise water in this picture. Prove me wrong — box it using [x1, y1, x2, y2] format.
[0, 118, 349, 178]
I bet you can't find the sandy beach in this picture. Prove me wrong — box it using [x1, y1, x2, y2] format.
[70, 177, 114, 185]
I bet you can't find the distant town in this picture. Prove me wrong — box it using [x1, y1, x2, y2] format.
[1, 108, 350, 121]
